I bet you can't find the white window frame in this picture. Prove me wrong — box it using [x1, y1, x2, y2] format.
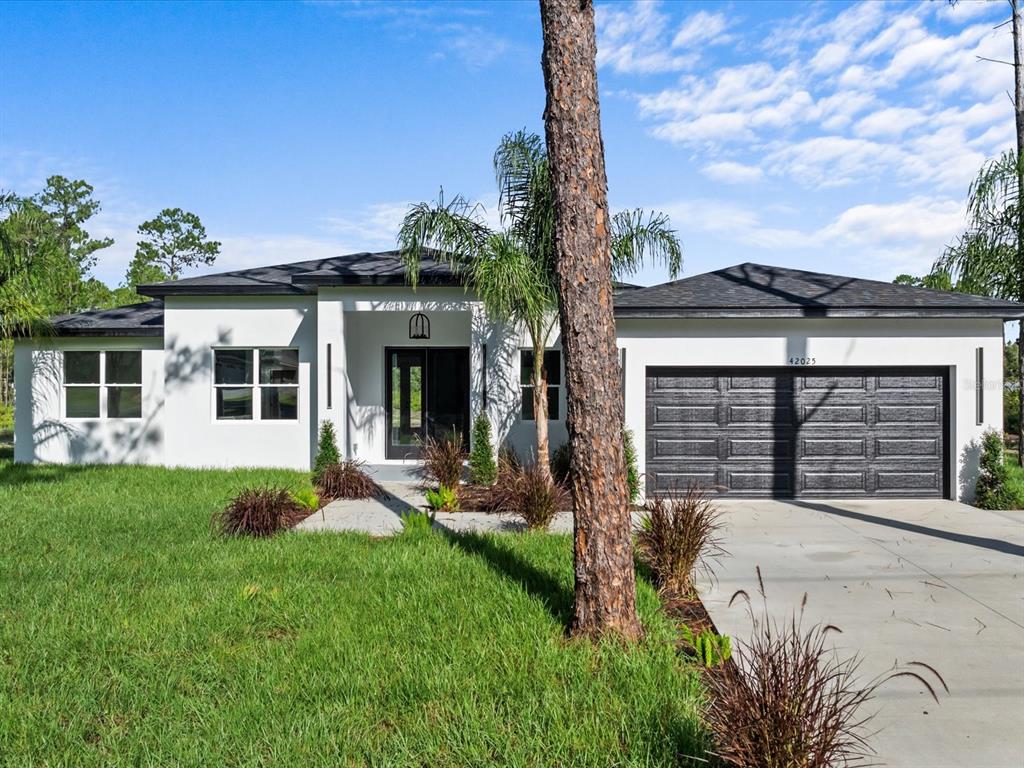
[212, 347, 300, 422]
[62, 350, 143, 421]
[519, 348, 562, 422]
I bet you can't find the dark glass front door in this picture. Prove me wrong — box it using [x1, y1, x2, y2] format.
[386, 347, 470, 460]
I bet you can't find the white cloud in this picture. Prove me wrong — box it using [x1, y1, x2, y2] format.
[700, 161, 764, 184]
[596, 1, 697, 74]
[810, 42, 851, 73]
[321, 201, 411, 246]
[672, 10, 732, 49]
[854, 106, 928, 138]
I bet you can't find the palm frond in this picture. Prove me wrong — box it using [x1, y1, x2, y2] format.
[470, 231, 556, 327]
[395, 190, 492, 286]
[610, 209, 683, 279]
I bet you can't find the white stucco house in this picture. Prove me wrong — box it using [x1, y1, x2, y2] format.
[13, 252, 1024, 501]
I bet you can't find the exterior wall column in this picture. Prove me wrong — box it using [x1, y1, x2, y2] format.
[316, 290, 347, 460]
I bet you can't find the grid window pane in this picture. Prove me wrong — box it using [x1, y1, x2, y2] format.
[64, 352, 100, 384]
[216, 387, 253, 419]
[108, 386, 142, 418]
[106, 351, 142, 384]
[259, 349, 298, 385]
[214, 350, 253, 385]
[519, 350, 561, 386]
[66, 386, 100, 418]
[521, 385, 560, 421]
[261, 387, 298, 420]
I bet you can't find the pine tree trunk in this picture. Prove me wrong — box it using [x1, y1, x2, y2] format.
[1014, 0, 1024, 466]
[532, 333, 552, 483]
[539, 0, 642, 640]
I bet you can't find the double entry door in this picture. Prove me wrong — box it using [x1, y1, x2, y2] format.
[385, 347, 470, 460]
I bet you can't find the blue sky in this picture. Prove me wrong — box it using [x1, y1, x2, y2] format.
[0, 0, 1014, 291]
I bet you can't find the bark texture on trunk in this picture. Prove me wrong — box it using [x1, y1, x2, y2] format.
[1014, 0, 1024, 466]
[539, 0, 642, 640]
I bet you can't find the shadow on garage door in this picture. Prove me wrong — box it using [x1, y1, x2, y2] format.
[644, 366, 949, 499]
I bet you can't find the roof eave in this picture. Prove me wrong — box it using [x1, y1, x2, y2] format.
[137, 284, 313, 298]
[614, 306, 1024, 320]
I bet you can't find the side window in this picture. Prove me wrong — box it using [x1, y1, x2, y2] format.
[214, 349, 254, 420]
[260, 349, 299, 420]
[106, 351, 142, 418]
[213, 348, 299, 421]
[63, 350, 142, 419]
[520, 349, 561, 421]
[64, 351, 101, 418]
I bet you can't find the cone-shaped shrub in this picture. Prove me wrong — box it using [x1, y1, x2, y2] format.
[312, 420, 340, 483]
[469, 412, 497, 485]
[976, 429, 1012, 509]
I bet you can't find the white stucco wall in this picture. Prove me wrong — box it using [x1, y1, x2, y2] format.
[13, 289, 1007, 502]
[616, 317, 1006, 502]
[161, 296, 317, 470]
[13, 337, 165, 464]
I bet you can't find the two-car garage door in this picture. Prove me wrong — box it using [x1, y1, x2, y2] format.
[645, 367, 948, 498]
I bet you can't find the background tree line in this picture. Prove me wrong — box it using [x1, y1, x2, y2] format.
[0, 175, 220, 422]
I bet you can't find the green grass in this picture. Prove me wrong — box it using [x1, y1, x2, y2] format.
[0, 455, 706, 766]
[1006, 449, 1024, 510]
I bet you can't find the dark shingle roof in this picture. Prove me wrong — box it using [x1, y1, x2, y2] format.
[613, 263, 1024, 319]
[49, 300, 165, 336]
[138, 250, 460, 297]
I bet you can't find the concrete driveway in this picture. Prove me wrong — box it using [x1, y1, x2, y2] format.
[700, 498, 1024, 768]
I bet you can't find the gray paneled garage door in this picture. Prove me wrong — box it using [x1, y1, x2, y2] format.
[645, 367, 948, 498]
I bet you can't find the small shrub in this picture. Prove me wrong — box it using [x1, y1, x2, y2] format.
[709, 574, 947, 768]
[975, 429, 1013, 510]
[623, 427, 640, 504]
[550, 442, 571, 483]
[400, 509, 435, 535]
[456, 483, 502, 513]
[312, 420, 340, 483]
[425, 484, 460, 512]
[493, 462, 570, 530]
[681, 625, 731, 668]
[635, 486, 725, 594]
[213, 486, 301, 538]
[420, 431, 465, 489]
[290, 486, 320, 512]
[0, 402, 12, 433]
[468, 413, 497, 485]
[316, 459, 381, 501]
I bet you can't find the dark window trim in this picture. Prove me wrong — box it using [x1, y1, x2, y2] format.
[520, 348, 562, 422]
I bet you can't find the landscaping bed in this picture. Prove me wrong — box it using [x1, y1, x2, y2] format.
[0, 458, 708, 766]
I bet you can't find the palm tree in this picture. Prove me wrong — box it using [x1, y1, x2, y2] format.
[398, 130, 682, 482]
[935, 150, 1024, 465]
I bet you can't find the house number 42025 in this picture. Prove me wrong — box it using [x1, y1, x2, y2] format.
[788, 356, 816, 365]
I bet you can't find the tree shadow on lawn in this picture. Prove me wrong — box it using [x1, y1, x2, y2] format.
[442, 529, 574, 628]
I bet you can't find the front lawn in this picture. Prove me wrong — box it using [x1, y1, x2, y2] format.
[0, 456, 706, 766]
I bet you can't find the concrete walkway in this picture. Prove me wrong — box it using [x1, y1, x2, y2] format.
[700, 498, 1024, 768]
[295, 481, 577, 535]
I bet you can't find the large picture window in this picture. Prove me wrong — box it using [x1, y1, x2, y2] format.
[520, 349, 561, 421]
[63, 350, 142, 419]
[214, 348, 299, 421]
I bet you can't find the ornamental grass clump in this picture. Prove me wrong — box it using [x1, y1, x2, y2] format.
[420, 432, 465, 489]
[494, 462, 570, 531]
[316, 459, 381, 502]
[709, 571, 948, 768]
[213, 486, 302, 538]
[635, 485, 726, 595]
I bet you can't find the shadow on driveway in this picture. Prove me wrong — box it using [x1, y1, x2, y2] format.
[791, 500, 1024, 558]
